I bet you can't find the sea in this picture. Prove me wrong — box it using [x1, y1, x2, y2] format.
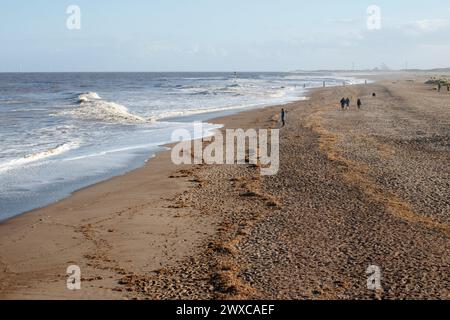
[0, 72, 365, 221]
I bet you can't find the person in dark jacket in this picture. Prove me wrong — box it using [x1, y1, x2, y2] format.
[281, 108, 286, 127]
[340, 97, 346, 110]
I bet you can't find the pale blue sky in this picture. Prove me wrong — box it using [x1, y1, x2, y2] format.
[1, 0, 450, 71]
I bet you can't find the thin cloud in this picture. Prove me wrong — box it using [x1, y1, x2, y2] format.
[400, 19, 449, 34]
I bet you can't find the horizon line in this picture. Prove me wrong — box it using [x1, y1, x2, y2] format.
[1, 68, 449, 74]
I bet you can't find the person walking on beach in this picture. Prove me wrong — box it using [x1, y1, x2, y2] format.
[357, 98, 362, 109]
[340, 97, 346, 110]
[345, 97, 350, 109]
[438, 82, 441, 92]
[281, 108, 286, 127]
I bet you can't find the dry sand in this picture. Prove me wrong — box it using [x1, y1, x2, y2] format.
[0, 73, 449, 300]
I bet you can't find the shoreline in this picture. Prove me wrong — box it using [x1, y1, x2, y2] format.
[1, 72, 449, 299]
[0, 72, 367, 223]
[0, 87, 301, 299]
[0, 104, 286, 225]
[0, 95, 305, 224]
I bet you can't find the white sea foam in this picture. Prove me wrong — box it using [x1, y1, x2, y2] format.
[77, 92, 102, 102]
[60, 92, 152, 124]
[269, 88, 290, 98]
[154, 104, 252, 120]
[0, 140, 81, 173]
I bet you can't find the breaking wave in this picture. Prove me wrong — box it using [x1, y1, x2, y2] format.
[0, 141, 81, 173]
[61, 92, 152, 124]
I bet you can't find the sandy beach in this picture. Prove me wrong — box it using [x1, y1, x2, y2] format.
[0, 73, 449, 300]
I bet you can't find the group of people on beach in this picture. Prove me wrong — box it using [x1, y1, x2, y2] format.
[279, 95, 365, 128]
[340, 97, 362, 110]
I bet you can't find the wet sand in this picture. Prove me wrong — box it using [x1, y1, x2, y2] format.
[0, 73, 449, 299]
